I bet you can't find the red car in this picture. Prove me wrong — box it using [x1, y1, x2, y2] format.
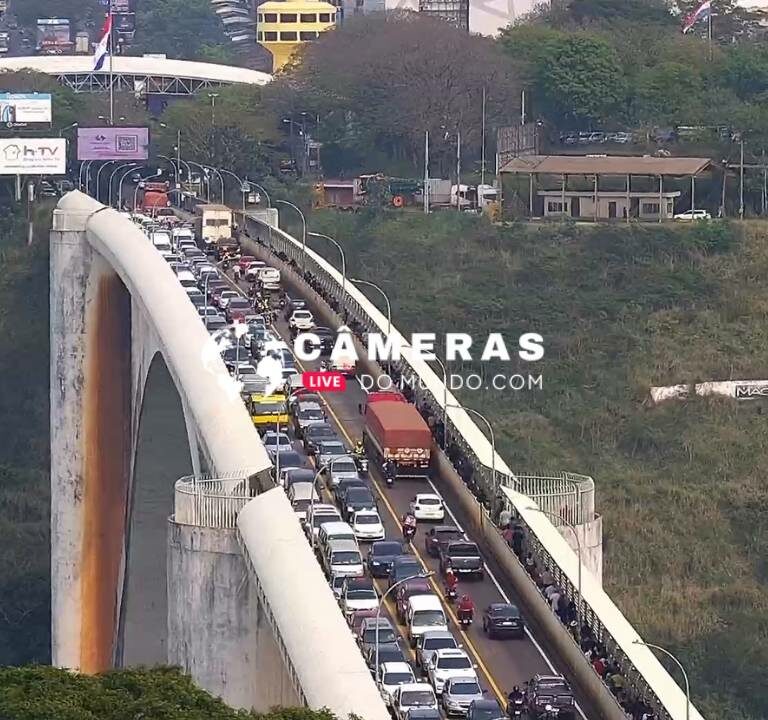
[237, 255, 258, 272]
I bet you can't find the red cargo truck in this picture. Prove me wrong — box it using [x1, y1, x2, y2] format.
[363, 400, 432, 479]
[141, 181, 171, 214]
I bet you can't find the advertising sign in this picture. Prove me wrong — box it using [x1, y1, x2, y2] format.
[0, 93, 52, 124]
[36, 18, 72, 52]
[0, 138, 66, 175]
[77, 127, 149, 161]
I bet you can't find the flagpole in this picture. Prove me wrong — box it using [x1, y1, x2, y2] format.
[708, 9, 713, 61]
[108, 6, 114, 126]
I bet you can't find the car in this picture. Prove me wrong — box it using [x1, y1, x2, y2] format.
[523, 675, 575, 719]
[364, 642, 407, 673]
[188, 293, 207, 308]
[324, 538, 364, 579]
[333, 476, 367, 505]
[304, 504, 341, 541]
[317, 439, 349, 470]
[198, 305, 220, 318]
[349, 607, 378, 635]
[673, 209, 712, 221]
[341, 576, 378, 614]
[288, 482, 320, 521]
[389, 555, 423, 588]
[284, 294, 307, 318]
[326, 457, 360, 488]
[293, 401, 326, 437]
[405, 709, 441, 720]
[226, 298, 253, 322]
[367, 540, 404, 578]
[396, 577, 433, 623]
[289, 309, 315, 331]
[268, 450, 305, 472]
[237, 254, 258, 272]
[426, 648, 477, 695]
[482, 603, 525, 639]
[424, 526, 464, 558]
[357, 616, 398, 655]
[304, 423, 340, 455]
[206, 317, 228, 333]
[220, 344, 250, 365]
[216, 290, 240, 309]
[410, 494, 445, 521]
[244, 259, 266, 279]
[442, 677, 484, 717]
[378, 661, 417, 706]
[311, 326, 336, 355]
[288, 388, 320, 410]
[466, 698, 505, 720]
[393, 683, 439, 720]
[330, 574, 346, 600]
[415, 630, 459, 671]
[342, 486, 377, 521]
[280, 467, 316, 490]
[351, 508, 385, 541]
[439, 540, 483, 578]
[262, 431, 293, 453]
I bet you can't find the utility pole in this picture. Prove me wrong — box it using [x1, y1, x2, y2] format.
[481, 87, 486, 187]
[456, 130, 461, 212]
[521, 88, 526, 126]
[739, 137, 745, 220]
[423, 129, 429, 215]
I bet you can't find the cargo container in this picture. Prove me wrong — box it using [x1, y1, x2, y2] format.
[194, 203, 233, 247]
[363, 401, 431, 479]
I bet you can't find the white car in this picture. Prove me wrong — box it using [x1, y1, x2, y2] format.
[393, 683, 439, 720]
[340, 576, 378, 614]
[378, 661, 416, 706]
[351, 509, 385, 541]
[673, 209, 711, 221]
[244, 260, 266, 279]
[289, 309, 315, 331]
[410, 493, 445, 521]
[425, 648, 477, 695]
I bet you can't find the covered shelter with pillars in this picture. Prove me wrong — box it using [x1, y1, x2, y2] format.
[499, 155, 712, 221]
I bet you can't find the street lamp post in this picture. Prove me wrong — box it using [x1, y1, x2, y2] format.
[274, 388, 306, 488]
[217, 168, 248, 213]
[108, 162, 137, 207]
[374, 572, 434, 686]
[78, 160, 92, 191]
[188, 161, 212, 202]
[308, 231, 346, 300]
[158, 154, 180, 186]
[349, 278, 391, 337]
[118, 164, 145, 209]
[446, 404, 495, 503]
[133, 169, 163, 211]
[275, 199, 307, 271]
[95, 161, 116, 202]
[632, 640, 690, 720]
[247, 180, 271, 207]
[203, 165, 225, 203]
[528, 506, 582, 636]
[59, 122, 78, 138]
[433, 356, 448, 449]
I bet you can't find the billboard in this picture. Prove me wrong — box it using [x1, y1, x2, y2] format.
[0, 138, 66, 175]
[77, 127, 149, 160]
[0, 93, 52, 124]
[36, 18, 72, 51]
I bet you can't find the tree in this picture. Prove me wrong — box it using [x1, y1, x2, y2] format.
[13, 0, 103, 30]
[133, 0, 233, 62]
[275, 11, 520, 176]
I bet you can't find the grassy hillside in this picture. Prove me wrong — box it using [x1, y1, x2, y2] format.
[0, 208, 52, 665]
[310, 210, 768, 720]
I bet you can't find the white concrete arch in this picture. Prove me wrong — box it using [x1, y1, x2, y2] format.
[50, 191, 271, 675]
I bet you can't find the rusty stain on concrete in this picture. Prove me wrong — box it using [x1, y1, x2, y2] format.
[80, 272, 132, 673]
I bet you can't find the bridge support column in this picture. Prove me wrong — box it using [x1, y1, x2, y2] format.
[50, 199, 133, 673]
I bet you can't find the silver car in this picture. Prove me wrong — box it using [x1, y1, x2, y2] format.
[327, 457, 361, 489]
[441, 677, 484, 717]
[317, 439, 349, 471]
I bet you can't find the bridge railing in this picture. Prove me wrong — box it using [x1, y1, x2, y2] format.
[244, 214, 704, 720]
[174, 473, 257, 528]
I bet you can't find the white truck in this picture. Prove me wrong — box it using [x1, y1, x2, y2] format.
[194, 203, 233, 247]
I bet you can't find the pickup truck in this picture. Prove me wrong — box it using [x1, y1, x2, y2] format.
[438, 540, 483, 578]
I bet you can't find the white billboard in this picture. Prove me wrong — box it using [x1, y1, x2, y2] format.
[0, 93, 53, 124]
[0, 138, 66, 175]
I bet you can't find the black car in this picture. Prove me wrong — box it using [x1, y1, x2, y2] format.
[482, 603, 525, 639]
[388, 555, 422, 588]
[220, 344, 251, 365]
[284, 294, 307, 319]
[304, 423, 340, 455]
[439, 540, 483, 578]
[312, 326, 336, 355]
[405, 710, 441, 720]
[334, 476, 368, 505]
[466, 698, 505, 720]
[281, 467, 316, 490]
[364, 641, 407, 672]
[341, 486, 376, 520]
[524, 675, 575, 719]
[270, 450, 304, 473]
[424, 525, 464, 558]
[367, 540, 404, 578]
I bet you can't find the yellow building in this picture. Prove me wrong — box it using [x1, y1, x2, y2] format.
[257, 0, 337, 72]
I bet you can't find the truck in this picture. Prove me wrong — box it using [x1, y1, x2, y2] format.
[140, 181, 171, 214]
[194, 203, 233, 248]
[363, 401, 432, 480]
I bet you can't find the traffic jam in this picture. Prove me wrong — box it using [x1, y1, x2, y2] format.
[127, 206, 580, 720]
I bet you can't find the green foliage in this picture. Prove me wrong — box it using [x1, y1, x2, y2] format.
[311, 209, 766, 719]
[133, 0, 233, 62]
[13, 0, 103, 29]
[0, 666, 340, 719]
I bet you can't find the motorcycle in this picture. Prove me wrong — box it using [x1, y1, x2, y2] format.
[505, 698, 524, 718]
[385, 473, 394, 487]
[541, 705, 560, 720]
[458, 611, 472, 629]
[403, 523, 416, 541]
[354, 453, 369, 475]
[444, 586, 457, 604]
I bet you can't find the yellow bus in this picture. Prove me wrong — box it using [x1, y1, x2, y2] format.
[247, 393, 288, 430]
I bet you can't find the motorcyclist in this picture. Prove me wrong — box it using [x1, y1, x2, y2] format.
[384, 458, 397, 483]
[507, 685, 524, 715]
[402, 511, 417, 539]
[444, 566, 458, 595]
[457, 594, 474, 623]
[354, 439, 364, 456]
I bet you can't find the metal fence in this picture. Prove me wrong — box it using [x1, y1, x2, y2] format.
[174, 473, 257, 528]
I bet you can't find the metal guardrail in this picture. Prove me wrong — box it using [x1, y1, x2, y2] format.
[174, 473, 257, 528]
[243, 213, 704, 720]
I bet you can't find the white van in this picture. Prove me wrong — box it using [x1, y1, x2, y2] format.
[176, 270, 198, 289]
[287, 482, 320, 521]
[317, 520, 356, 557]
[407, 594, 448, 646]
[324, 538, 363, 578]
[259, 266, 281, 290]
